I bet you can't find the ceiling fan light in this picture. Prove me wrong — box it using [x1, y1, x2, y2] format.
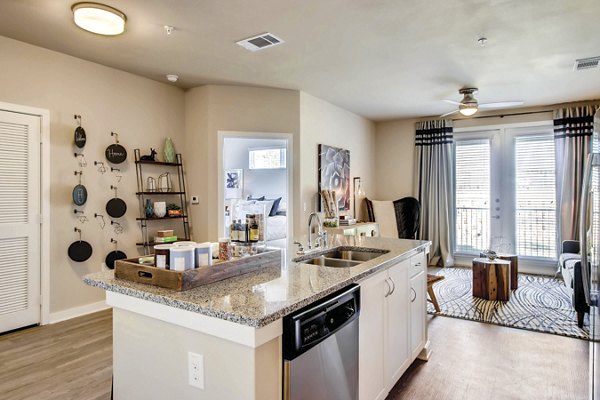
[459, 104, 478, 116]
[72, 3, 126, 36]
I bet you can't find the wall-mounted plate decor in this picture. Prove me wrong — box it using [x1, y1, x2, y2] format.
[105, 239, 127, 269]
[74, 115, 86, 148]
[68, 228, 93, 262]
[72, 171, 87, 206]
[106, 185, 127, 218]
[105, 131, 127, 164]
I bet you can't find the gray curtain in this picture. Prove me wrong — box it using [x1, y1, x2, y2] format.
[414, 120, 454, 267]
[554, 105, 598, 242]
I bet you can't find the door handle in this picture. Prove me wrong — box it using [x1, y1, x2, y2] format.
[389, 277, 396, 296]
[384, 278, 391, 297]
[492, 215, 500, 220]
[410, 287, 417, 302]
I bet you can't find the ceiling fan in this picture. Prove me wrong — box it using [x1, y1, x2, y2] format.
[440, 88, 523, 118]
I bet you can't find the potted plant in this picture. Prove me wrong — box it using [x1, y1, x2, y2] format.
[167, 203, 182, 217]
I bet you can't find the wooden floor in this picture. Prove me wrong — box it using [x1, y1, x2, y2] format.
[0, 310, 112, 400]
[0, 309, 589, 400]
[387, 314, 589, 400]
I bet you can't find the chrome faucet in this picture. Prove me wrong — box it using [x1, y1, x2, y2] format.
[307, 212, 323, 250]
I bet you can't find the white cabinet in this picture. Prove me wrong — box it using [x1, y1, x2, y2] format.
[358, 267, 389, 400]
[359, 258, 410, 400]
[384, 261, 410, 386]
[409, 271, 426, 359]
[359, 250, 427, 400]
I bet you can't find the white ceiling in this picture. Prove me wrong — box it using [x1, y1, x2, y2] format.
[1, 0, 599, 121]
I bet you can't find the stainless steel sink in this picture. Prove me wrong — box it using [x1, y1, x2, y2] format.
[304, 256, 362, 268]
[319, 249, 388, 262]
[296, 247, 389, 268]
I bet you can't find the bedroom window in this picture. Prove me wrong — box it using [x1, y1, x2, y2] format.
[249, 147, 286, 170]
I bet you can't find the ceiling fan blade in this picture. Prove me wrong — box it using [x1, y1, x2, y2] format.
[439, 109, 459, 118]
[479, 101, 524, 109]
[443, 99, 463, 105]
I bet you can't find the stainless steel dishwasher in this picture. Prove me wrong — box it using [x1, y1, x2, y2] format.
[282, 284, 360, 400]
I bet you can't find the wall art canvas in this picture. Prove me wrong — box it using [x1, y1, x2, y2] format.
[225, 169, 243, 199]
[318, 144, 350, 211]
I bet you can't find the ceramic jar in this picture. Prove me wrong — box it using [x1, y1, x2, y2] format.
[153, 201, 166, 218]
[163, 137, 176, 163]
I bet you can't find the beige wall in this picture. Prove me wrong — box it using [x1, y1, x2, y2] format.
[0, 36, 185, 314]
[184, 85, 301, 241]
[373, 118, 418, 200]
[0, 38, 378, 317]
[299, 92, 375, 223]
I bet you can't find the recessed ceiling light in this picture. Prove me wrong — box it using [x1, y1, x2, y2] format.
[71, 2, 126, 36]
[166, 74, 179, 82]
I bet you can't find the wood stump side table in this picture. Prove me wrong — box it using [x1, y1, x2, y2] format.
[498, 254, 518, 290]
[472, 258, 511, 301]
[479, 252, 519, 290]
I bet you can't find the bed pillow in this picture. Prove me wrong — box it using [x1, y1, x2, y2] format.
[253, 200, 275, 216]
[247, 195, 265, 201]
[265, 197, 282, 216]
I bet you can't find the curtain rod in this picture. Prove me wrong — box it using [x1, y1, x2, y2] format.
[452, 109, 551, 121]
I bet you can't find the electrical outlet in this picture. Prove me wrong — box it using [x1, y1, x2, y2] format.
[188, 352, 204, 389]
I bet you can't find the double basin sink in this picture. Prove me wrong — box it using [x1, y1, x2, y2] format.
[293, 247, 390, 268]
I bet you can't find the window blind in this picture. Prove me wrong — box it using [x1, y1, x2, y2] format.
[514, 135, 556, 258]
[455, 139, 490, 253]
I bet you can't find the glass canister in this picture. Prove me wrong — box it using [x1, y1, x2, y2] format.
[169, 246, 195, 271]
[194, 242, 212, 267]
[218, 237, 232, 261]
[154, 244, 173, 269]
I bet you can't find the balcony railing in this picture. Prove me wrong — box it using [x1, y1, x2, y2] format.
[455, 206, 557, 259]
[515, 208, 556, 258]
[455, 207, 489, 253]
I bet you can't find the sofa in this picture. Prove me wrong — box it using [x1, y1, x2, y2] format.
[559, 240, 589, 328]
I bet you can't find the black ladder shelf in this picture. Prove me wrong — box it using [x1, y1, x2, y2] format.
[134, 148, 190, 254]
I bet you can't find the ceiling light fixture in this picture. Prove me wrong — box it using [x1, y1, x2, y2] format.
[458, 88, 479, 116]
[72, 2, 126, 36]
[166, 74, 179, 82]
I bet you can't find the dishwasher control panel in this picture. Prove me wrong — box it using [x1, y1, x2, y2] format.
[283, 284, 360, 360]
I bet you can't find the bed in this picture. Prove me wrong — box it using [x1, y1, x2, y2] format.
[230, 197, 287, 243]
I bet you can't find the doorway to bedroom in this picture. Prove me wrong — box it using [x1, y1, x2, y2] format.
[219, 132, 292, 249]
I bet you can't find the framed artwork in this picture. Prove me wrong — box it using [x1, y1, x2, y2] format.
[318, 144, 350, 211]
[225, 169, 243, 199]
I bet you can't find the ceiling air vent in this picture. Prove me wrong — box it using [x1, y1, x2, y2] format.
[236, 33, 284, 52]
[574, 56, 600, 71]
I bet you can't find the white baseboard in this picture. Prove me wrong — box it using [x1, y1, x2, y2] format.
[48, 301, 111, 324]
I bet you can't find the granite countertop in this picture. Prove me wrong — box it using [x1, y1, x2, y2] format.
[84, 235, 430, 328]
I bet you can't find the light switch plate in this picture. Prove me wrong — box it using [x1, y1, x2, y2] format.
[188, 352, 204, 389]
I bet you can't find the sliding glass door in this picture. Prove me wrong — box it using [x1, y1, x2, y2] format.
[454, 125, 557, 266]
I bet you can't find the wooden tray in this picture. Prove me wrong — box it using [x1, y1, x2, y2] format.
[114, 248, 282, 291]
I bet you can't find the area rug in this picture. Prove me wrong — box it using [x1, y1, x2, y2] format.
[427, 267, 590, 340]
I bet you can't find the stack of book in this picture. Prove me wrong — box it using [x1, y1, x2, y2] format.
[154, 229, 177, 243]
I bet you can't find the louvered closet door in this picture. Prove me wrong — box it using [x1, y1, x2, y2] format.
[0, 110, 41, 333]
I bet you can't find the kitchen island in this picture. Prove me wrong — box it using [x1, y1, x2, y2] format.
[84, 235, 430, 400]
